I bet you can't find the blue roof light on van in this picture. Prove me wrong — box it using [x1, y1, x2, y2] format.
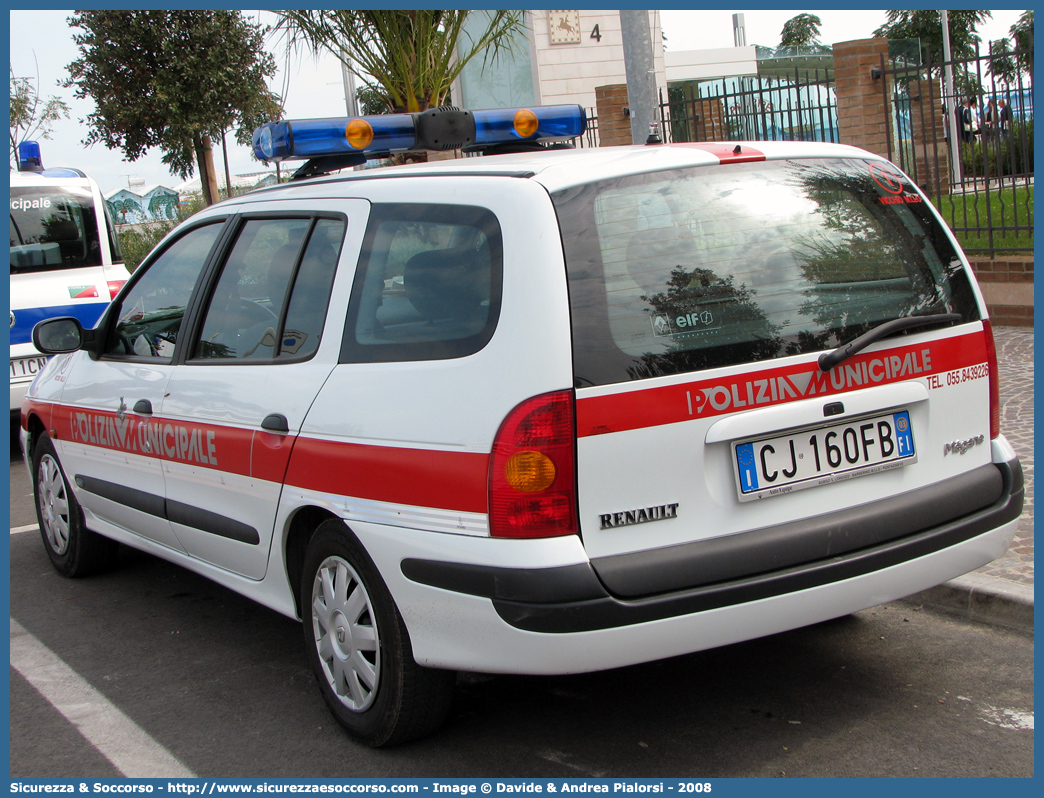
[252, 105, 587, 166]
[17, 141, 44, 172]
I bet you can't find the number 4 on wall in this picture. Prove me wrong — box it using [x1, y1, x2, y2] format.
[590, 24, 601, 42]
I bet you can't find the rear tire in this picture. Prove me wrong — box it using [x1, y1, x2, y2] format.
[301, 520, 455, 746]
[32, 433, 119, 577]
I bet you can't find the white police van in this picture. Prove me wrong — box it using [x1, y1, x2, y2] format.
[22, 105, 1023, 746]
[10, 141, 129, 420]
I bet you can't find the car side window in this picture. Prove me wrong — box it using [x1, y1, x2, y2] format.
[341, 204, 502, 363]
[105, 223, 223, 360]
[279, 218, 345, 359]
[192, 216, 345, 361]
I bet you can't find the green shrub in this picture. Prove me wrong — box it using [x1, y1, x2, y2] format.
[116, 198, 204, 271]
[117, 221, 180, 272]
[960, 119, 1034, 178]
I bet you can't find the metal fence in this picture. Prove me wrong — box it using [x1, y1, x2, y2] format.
[578, 107, 599, 148]
[656, 70, 838, 145]
[880, 43, 1034, 257]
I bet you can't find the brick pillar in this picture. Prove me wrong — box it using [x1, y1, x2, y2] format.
[595, 84, 633, 147]
[695, 98, 726, 140]
[906, 77, 949, 195]
[833, 38, 891, 160]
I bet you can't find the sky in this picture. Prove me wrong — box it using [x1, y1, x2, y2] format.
[8, 9, 1027, 197]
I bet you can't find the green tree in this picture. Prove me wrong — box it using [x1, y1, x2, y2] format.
[273, 10, 523, 114]
[873, 10, 992, 66]
[10, 61, 70, 167]
[779, 13, 823, 48]
[1010, 10, 1034, 73]
[986, 13, 1033, 92]
[987, 37, 1019, 86]
[356, 83, 395, 116]
[64, 11, 279, 206]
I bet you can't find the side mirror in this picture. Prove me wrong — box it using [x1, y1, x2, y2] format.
[32, 317, 87, 354]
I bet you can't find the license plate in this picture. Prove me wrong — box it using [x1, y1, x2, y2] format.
[734, 410, 916, 501]
[10, 355, 49, 381]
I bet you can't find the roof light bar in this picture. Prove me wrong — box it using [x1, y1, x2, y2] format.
[251, 105, 587, 164]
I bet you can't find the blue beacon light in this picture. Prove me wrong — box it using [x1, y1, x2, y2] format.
[17, 140, 44, 172]
[471, 105, 587, 145]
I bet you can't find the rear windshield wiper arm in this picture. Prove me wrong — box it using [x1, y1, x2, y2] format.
[818, 313, 962, 372]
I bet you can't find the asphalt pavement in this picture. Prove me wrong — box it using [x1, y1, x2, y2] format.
[909, 325, 1035, 630]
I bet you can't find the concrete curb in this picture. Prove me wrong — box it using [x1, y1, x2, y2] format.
[904, 572, 1034, 633]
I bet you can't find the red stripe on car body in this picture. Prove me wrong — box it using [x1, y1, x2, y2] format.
[31, 399, 490, 515]
[284, 437, 489, 515]
[674, 142, 767, 164]
[576, 332, 987, 438]
[50, 404, 254, 475]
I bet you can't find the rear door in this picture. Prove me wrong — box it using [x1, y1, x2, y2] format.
[553, 157, 993, 588]
[159, 202, 362, 579]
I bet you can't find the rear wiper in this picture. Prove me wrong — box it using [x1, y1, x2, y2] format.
[818, 313, 961, 372]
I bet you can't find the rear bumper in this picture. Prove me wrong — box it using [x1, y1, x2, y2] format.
[401, 456, 1022, 638]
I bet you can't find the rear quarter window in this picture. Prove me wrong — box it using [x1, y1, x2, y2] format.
[10, 186, 103, 272]
[340, 203, 503, 363]
[554, 158, 980, 387]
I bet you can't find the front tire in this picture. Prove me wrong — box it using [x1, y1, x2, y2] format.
[301, 520, 455, 746]
[32, 433, 119, 577]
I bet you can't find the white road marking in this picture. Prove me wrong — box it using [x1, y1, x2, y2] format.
[11, 524, 38, 535]
[10, 617, 197, 778]
[980, 704, 1035, 731]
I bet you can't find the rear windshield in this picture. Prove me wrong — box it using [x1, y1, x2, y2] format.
[10, 186, 103, 273]
[554, 158, 980, 387]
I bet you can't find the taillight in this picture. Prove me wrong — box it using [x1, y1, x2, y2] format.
[489, 390, 578, 538]
[107, 280, 127, 300]
[982, 319, 1001, 439]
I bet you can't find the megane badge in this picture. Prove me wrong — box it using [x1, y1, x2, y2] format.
[944, 435, 984, 455]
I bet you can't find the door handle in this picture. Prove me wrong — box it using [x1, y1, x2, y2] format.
[261, 413, 289, 434]
[133, 399, 153, 416]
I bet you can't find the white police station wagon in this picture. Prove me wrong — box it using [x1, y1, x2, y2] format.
[22, 105, 1023, 746]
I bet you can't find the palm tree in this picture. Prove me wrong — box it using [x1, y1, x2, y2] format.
[273, 10, 524, 114]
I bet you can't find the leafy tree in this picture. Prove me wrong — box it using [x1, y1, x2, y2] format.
[987, 37, 1019, 86]
[64, 11, 280, 206]
[1009, 10, 1034, 73]
[779, 13, 823, 48]
[273, 10, 523, 114]
[10, 60, 70, 167]
[873, 10, 991, 66]
[357, 83, 395, 116]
